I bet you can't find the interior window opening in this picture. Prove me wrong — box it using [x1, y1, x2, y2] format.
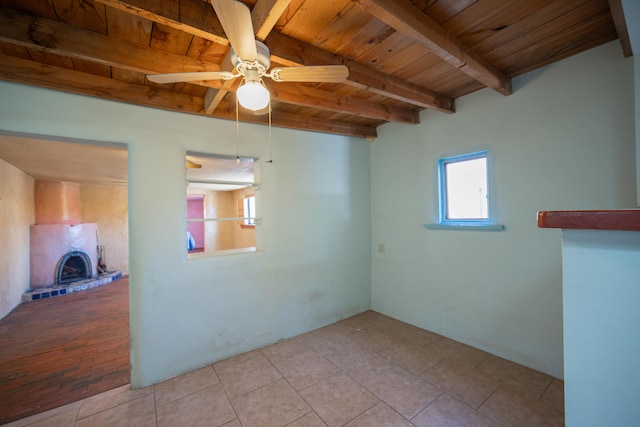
[186, 153, 258, 256]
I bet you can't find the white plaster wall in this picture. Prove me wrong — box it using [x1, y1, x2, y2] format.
[80, 184, 129, 273]
[0, 81, 372, 387]
[370, 41, 636, 378]
[0, 159, 34, 319]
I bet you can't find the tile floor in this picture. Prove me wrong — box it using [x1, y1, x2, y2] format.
[2, 311, 564, 426]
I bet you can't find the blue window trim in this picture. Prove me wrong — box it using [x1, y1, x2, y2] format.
[426, 150, 505, 231]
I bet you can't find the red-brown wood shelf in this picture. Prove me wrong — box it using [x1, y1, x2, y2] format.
[537, 209, 640, 231]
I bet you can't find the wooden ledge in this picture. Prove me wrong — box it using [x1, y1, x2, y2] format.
[537, 210, 640, 231]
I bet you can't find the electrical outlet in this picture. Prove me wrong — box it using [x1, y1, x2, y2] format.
[377, 243, 385, 253]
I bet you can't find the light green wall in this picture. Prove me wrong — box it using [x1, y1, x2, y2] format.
[0, 82, 372, 387]
[370, 41, 636, 378]
[0, 159, 34, 319]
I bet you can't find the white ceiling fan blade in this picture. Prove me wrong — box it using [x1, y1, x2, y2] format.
[270, 65, 349, 83]
[211, 0, 258, 62]
[147, 72, 235, 84]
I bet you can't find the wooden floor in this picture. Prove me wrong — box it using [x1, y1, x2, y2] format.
[0, 277, 130, 425]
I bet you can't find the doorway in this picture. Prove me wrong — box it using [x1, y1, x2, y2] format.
[0, 132, 130, 424]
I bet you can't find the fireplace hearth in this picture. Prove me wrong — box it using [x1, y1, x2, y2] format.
[22, 271, 123, 302]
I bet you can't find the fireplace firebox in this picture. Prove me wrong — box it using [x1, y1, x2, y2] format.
[55, 251, 93, 285]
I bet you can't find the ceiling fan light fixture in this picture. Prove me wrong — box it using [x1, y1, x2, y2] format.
[237, 78, 270, 111]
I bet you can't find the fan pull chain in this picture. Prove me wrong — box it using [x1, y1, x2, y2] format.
[235, 94, 240, 165]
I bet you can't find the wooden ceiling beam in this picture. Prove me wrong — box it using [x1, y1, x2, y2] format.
[267, 83, 419, 124]
[0, 54, 376, 139]
[251, 0, 292, 41]
[354, 0, 512, 96]
[607, 0, 633, 58]
[0, 53, 204, 112]
[215, 106, 378, 139]
[95, 0, 453, 112]
[264, 31, 454, 113]
[0, 7, 223, 79]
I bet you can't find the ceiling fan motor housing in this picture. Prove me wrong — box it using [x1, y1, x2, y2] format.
[231, 40, 271, 74]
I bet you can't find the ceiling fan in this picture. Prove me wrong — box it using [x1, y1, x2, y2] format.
[147, 0, 349, 112]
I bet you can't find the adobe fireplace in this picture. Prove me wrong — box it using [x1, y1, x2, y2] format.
[25, 180, 123, 302]
[29, 181, 98, 289]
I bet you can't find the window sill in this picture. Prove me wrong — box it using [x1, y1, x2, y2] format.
[424, 223, 505, 231]
[187, 247, 257, 260]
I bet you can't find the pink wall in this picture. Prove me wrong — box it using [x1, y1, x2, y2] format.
[187, 196, 204, 250]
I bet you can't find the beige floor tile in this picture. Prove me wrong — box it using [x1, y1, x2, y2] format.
[21, 408, 78, 427]
[74, 393, 156, 427]
[299, 328, 360, 359]
[384, 322, 441, 348]
[422, 359, 499, 409]
[336, 311, 385, 331]
[78, 385, 154, 419]
[274, 350, 339, 391]
[157, 383, 236, 427]
[412, 394, 498, 427]
[479, 387, 564, 427]
[214, 350, 282, 399]
[232, 379, 310, 427]
[300, 372, 379, 427]
[222, 419, 242, 427]
[348, 327, 398, 353]
[261, 338, 310, 363]
[344, 402, 413, 426]
[327, 346, 393, 384]
[363, 365, 442, 419]
[327, 322, 361, 337]
[2, 401, 83, 427]
[476, 355, 553, 400]
[379, 341, 443, 375]
[287, 412, 328, 426]
[154, 365, 219, 406]
[427, 338, 490, 368]
[80, 384, 131, 404]
[214, 350, 272, 374]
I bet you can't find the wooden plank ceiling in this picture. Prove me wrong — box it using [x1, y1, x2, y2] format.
[0, 0, 622, 139]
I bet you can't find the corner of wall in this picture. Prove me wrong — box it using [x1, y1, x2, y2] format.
[634, 55, 640, 206]
[0, 159, 35, 319]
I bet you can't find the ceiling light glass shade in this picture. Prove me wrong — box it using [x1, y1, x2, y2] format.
[237, 80, 270, 111]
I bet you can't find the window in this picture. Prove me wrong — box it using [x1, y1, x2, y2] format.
[186, 153, 259, 256]
[243, 196, 255, 226]
[237, 194, 255, 228]
[441, 151, 488, 221]
[426, 150, 504, 230]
